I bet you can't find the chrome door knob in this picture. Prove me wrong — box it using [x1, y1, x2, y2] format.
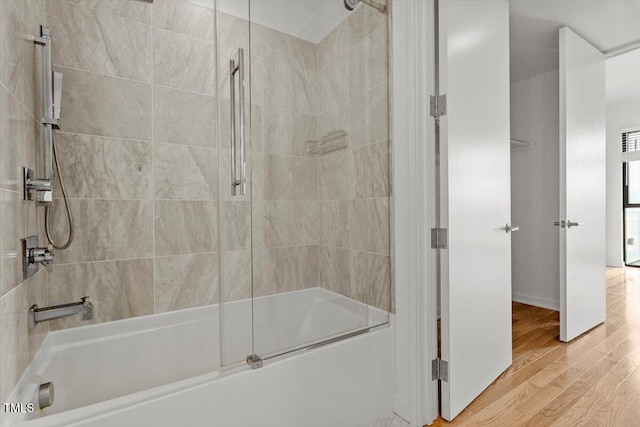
[503, 223, 520, 234]
[566, 220, 581, 228]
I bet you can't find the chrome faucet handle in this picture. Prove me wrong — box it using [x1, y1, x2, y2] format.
[31, 245, 54, 272]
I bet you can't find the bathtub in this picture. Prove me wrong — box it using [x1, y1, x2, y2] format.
[1, 288, 393, 427]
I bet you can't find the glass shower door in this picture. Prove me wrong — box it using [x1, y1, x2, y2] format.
[217, 0, 255, 367]
[248, 0, 392, 362]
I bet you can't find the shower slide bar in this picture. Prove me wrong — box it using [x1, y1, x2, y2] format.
[230, 48, 247, 196]
[24, 26, 63, 205]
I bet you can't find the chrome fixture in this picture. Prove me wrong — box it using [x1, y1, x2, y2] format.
[38, 383, 55, 410]
[344, 0, 387, 13]
[554, 220, 582, 228]
[22, 235, 53, 280]
[502, 223, 520, 234]
[230, 48, 247, 196]
[28, 297, 94, 329]
[24, 26, 59, 205]
[25, 25, 74, 250]
[246, 354, 263, 369]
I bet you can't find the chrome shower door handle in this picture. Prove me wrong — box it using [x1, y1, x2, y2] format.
[238, 48, 246, 196]
[229, 48, 246, 196]
[230, 57, 238, 196]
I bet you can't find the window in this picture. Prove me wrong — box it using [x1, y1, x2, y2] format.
[623, 130, 640, 153]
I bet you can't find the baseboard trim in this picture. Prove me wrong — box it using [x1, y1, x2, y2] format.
[512, 293, 559, 311]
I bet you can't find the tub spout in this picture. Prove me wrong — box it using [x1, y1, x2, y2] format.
[28, 297, 94, 329]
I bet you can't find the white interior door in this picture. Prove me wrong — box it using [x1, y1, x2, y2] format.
[438, 0, 512, 420]
[559, 27, 606, 342]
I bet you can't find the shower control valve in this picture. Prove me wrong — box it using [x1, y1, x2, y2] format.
[22, 235, 54, 279]
[29, 246, 54, 267]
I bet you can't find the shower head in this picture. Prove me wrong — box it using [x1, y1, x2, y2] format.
[344, 0, 386, 13]
[344, 0, 359, 10]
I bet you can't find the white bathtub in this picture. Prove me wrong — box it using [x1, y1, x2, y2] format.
[1, 288, 393, 427]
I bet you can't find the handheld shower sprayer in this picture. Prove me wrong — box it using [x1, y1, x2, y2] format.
[46, 61, 74, 250]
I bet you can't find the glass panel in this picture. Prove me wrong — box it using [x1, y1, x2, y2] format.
[625, 208, 640, 266]
[216, 0, 254, 366]
[628, 161, 640, 205]
[249, 0, 391, 360]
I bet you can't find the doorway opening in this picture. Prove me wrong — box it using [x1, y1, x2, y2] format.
[623, 156, 640, 267]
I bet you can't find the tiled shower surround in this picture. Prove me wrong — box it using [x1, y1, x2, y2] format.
[0, 0, 390, 402]
[0, 0, 49, 404]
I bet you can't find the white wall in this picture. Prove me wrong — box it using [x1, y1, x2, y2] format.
[510, 69, 560, 310]
[606, 98, 640, 267]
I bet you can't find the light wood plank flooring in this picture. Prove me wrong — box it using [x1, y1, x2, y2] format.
[431, 267, 640, 427]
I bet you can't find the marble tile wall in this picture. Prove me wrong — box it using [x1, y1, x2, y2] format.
[0, 1, 392, 403]
[0, 0, 49, 404]
[316, 3, 392, 311]
[218, 15, 323, 302]
[44, 0, 220, 335]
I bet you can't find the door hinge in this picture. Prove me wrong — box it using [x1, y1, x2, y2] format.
[430, 94, 447, 118]
[432, 358, 449, 382]
[431, 228, 448, 249]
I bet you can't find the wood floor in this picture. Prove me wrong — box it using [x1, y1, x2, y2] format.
[431, 267, 640, 427]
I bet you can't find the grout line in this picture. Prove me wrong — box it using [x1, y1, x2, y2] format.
[51, 64, 217, 99]
[153, 25, 216, 46]
[50, 197, 217, 202]
[48, 196, 388, 204]
[53, 130, 153, 144]
[51, 64, 153, 86]
[54, 130, 222, 149]
[53, 256, 155, 267]
[317, 244, 390, 258]
[57, 0, 153, 27]
[51, 253, 224, 268]
[0, 188, 23, 196]
[58, 0, 216, 46]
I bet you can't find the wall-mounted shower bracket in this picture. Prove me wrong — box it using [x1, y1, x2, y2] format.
[246, 354, 263, 369]
[22, 235, 54, 280]
[23, 167, 53, 204]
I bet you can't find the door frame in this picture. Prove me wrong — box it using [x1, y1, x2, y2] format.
[623, 159, 640, 267]
[391, 0, 439, 425]
[621, 127, 640, 267]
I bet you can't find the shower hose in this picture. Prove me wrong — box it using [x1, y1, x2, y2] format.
[44, 132, 74, 250]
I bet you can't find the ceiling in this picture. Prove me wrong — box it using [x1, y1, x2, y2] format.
[509, 0, 640, 83]
[607, 48, 640, 105]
